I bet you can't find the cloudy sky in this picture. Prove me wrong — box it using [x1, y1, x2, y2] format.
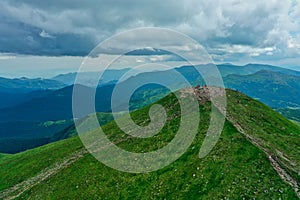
[0, 0, 300, 77]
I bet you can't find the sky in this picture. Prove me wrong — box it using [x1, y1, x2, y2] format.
[0, 0, 300, 78]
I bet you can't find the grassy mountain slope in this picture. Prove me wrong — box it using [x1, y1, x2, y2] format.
[224, 70, 300, 108]
[0, 83, 130, 122]
[0, 153, 8, 159]
[226, 90, 300, 183]
[0, 85, 81, 122]
[0, 77, 66, 93]
[0, 120, 72, 139]
[0, 113, 114, 154]
[0, 89, 299, 199]
[0, 119, 74, 153]
[276, 108, 300, 123]
[0, 90, 52, 109]
[217, 63, 300, 77]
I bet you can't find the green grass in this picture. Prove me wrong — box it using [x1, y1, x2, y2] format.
[0, 153, 9, 159]
[0, 137, 83, 191]
[276, 108, 300, 122]
[41, 120, 69, 127]
[18, 122, 296, 199]
[291, 120, 300, 126]
[0, 90, 299, 199]
[226, 89, 300, 174]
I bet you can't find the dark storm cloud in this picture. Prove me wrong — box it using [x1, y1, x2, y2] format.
[0, 20, 94, 56]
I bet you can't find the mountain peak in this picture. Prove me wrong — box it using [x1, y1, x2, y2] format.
[1, 89, 299, 199]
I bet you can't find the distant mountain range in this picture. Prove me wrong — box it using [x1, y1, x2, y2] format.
[0, 63, 299, 153]
[51, 63, 300, 86]
[217, 63, 300, 77]
[52, 68, 130, 85]
[0, 64, 299, 123]
[224, 70, 300, 108]
[0, 77, 65, 109]
[0, 77, 66, 93]
[0, 84, 116, 122]
[0, 90, 52, 109]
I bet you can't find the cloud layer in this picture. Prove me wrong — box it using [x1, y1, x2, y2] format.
[0, 0, 300, 64]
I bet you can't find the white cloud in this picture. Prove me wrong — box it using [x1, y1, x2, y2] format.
[216, 45, 276, 57]
[149, 55, 169, 62]
[288, 37, 300, 49]
[39, 30, 55, 38]
[0, 53, 16, 60]
[0, 0, 299, 68]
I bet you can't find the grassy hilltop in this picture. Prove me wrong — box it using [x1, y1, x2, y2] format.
[0, 89, 299, 199]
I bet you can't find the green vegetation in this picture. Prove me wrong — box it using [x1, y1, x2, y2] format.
[276, 108, 300, 123]
[0, 120, 73, 153]
[50, 112, 115, 142]
[291, 120, 300, 126]
[1, 68, 299, 154]
[226, 89, 300, 175]
[0, 137, 83, 192]
[0, 153, 8, 159]
[42, 120, 68, 127]
[224, 70, 300, 108]
[0, 113, 114, 154]
[0, 90, 299, 199]
[0, 138, 50, 154]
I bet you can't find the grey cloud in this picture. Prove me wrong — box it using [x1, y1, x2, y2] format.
[0, 20, 94, 56]
[0, 0, 299, 60]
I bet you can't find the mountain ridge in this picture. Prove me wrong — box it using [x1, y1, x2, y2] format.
[0, 89, 299, 199]
[0, 64, 299, 154]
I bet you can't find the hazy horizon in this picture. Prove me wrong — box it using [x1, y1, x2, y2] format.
[0, 55, 300, 79]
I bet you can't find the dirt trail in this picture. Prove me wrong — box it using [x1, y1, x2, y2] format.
[0, 148, 88, 200]
[199, 86, 300, 198]
[225, 115, 300, 198]
[0, 138, 130, 200]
